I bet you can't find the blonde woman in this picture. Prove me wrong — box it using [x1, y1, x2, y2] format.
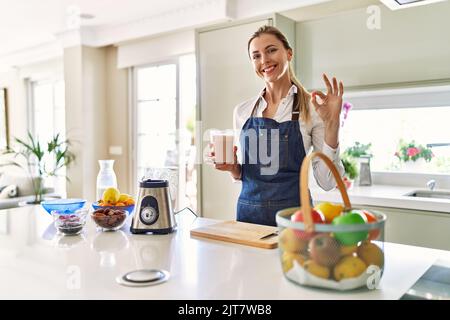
[213, 26, 345, 226]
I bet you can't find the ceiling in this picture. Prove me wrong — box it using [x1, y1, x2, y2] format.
[0, 0, 204, 56]
[281, 0, 379, 21]
[1, 0, 428, 65]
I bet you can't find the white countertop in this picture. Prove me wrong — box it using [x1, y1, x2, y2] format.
[311, 184, 450, 213]
[1, 205, 450, 299]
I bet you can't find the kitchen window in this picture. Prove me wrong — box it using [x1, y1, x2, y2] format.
[132, 54, 197, 211]
[341, 106, 450, 173]
[341, 85, 450, 176]
[29, 79, 66, 194]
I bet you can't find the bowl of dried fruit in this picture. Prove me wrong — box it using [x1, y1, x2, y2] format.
[91, 208, 128, 231]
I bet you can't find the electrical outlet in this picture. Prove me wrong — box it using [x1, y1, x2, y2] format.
[109, 146, 123, 155]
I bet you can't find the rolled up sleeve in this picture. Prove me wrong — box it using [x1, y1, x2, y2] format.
[309, 113, 345, 191]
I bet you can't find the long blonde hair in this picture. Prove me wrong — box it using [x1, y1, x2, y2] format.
[248, 25, 310, 123]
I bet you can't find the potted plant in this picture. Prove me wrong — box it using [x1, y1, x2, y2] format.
[342, 141, 373, 186]
[344, 141, 373, 158]
[2, 132, 76, 203]
[341, 154, 358, 189]
[394, 139, 433, 172]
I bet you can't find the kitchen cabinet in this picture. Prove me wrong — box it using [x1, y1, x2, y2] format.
[196, 14, 296, 220]
[295, 1, 450, 89]
[362, 205, 450, 251]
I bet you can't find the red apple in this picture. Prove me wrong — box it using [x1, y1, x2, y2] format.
[361, 210, 380, 240]
[291, 209, 325, 240]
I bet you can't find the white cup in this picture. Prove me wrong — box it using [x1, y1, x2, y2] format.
[210, 130, 234, 164]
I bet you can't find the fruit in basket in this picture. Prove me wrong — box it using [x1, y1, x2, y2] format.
[357, 241, 384, 268]
[303, 260, 330, 279]
[332, 212, 368, 245]
[282, 251, 307, 273]
[291, 209, 325, 240]
[340, 244, 358, 257]
[333, 256, 367, 281]
[309, 234, 341, 267]
[361, 210, 380, 240]
[279, 228, 308, 253]
[102, 187, 121, 204]
[314, 202, 344, 223]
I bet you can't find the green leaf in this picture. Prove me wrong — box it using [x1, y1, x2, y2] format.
[341, 155, 359, 179]
[344, 141, 373, 158]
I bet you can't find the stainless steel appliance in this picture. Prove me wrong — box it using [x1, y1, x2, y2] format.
[130, 179, 176, 234]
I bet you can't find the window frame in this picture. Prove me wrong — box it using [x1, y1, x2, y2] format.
[28, 77, 64, 138]
[130, 58, 181, 197]
[27, 76, 66, 194]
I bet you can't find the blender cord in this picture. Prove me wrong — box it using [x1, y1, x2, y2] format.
[174, 207, 198, 218]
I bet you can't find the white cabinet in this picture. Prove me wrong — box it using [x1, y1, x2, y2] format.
[296, 2, 450, 89]
[363, 205, 450, 251]
[196, 15, 296, 220]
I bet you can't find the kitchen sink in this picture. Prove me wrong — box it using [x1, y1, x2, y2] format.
[404, 190, 450, 200]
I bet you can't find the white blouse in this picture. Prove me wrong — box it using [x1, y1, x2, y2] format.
[232, 84, 345, 191]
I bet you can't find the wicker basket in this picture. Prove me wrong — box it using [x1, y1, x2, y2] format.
[276, 152, 386, 291]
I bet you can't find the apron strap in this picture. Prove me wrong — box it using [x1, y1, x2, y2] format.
[251, 86, 301, 121]
[291, 89, 300, 121]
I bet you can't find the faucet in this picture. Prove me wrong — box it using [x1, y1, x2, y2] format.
[426, 179, 436, 191]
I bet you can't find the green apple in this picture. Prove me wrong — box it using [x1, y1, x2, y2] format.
[332, 212, 368, 245]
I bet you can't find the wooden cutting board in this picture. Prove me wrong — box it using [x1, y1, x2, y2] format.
[190, 220, 279, 249]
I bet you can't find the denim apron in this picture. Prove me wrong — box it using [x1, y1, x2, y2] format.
[237, 88, 308, 226]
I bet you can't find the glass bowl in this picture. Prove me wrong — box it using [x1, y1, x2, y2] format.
[52, 208, 89, 236]
[91, 207, 128, 231]
[92, 202, 135, 215]
[42, 199, 86, 214]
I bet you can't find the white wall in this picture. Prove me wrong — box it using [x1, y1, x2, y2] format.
[64, 46, 108, 200]
[296, 1, 450, 89]
[117, 30, 195, 68]
[105, 46, 130, 194]
[18, 59, 63, 82]
[0, 70, 27, 145]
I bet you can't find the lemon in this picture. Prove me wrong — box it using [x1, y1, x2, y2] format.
[333, 256, 367, 281]
[282, 252, 306, 273]
[357, 241, 384, 268]
[303, 260, 330, 279]
[102, 187, 120, 204]
[118, 193, 131, 203]
[314, 202, 344, 223]
[279, 228, 308, 253]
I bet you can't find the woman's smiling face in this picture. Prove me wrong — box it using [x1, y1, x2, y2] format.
[249, 33, 292, 83]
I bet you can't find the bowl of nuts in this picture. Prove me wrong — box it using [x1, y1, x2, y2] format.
[91, 207, 128, 231]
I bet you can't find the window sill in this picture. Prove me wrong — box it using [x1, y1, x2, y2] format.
[310, 184, 450, 214]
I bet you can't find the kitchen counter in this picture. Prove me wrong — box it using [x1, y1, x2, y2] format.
[1, 205, 450, 299]
[311, 184, 450, 213]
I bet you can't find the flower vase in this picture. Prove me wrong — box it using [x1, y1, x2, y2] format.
[401, 158, 426, 173]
